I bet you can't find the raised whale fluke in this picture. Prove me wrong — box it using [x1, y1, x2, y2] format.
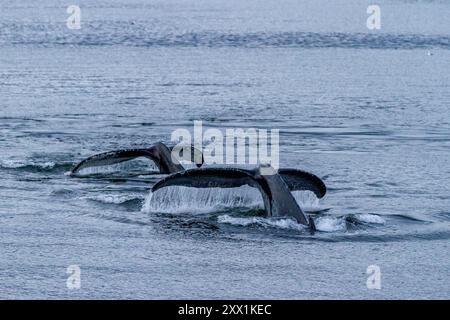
[152, 166, 326, 230]
[71, 142, 203, 175]
[277, 168, 326, 198]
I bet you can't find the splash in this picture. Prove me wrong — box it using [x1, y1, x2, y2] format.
[141, 186, 326, 215]
[141, 186, 262, 214]
[292, 191, 327, 212]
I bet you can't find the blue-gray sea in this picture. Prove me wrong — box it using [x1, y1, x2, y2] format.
[1, 0, 449, 299]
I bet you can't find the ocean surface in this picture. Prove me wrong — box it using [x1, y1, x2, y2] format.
[0, 0, 449, 299]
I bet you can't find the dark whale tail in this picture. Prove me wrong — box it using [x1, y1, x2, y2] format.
[71, 142, 203, 175]
[151, 166, 326, 230]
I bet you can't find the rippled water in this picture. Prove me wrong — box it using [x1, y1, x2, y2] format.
[1, 0, 449, 299]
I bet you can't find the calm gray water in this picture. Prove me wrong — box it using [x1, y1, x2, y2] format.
[0, 0, 449, 299]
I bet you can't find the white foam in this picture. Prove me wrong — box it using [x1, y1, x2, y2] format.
[86, 194, 144, 204]
[217, 214, 307, 231]
[0, 159, 56, 169]
[355, 213, 385, 224]
[314, 216, 346, 232]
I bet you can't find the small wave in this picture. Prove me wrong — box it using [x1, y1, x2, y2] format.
[0, 159, 56, 170]
[314, 214, 385, 232]
[218, 214, 306, 231]
[50, 188, 76, 197]
[354, 213, 385, 224]
[1, 22, 449, 49]
[389, 213, 430, 223]
[85, 194, 144, 204]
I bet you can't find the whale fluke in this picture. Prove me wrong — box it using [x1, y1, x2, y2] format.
[278, 168, 326, 198]
[152, 166, 326, 230]
[152, 167, 256, 189]
[70, 142, 203, 175]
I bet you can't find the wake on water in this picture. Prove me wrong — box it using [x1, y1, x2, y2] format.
[4, 157, 388, 234]
[141, 186, 385, 233]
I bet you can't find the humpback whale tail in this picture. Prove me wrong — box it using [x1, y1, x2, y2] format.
[152, 165, 326, 230]
[70, 142, 203, 175]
